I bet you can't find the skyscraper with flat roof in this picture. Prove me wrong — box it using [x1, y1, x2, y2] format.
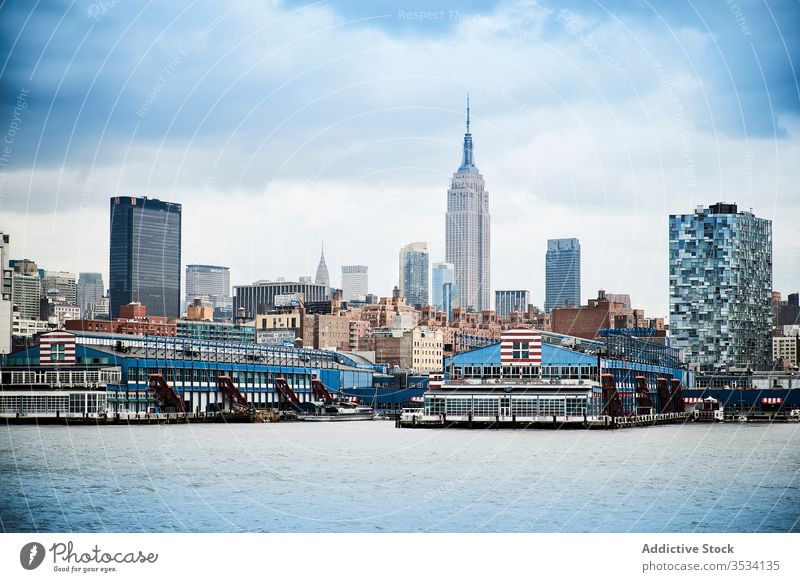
[109, 196, 181, 318]
[77, 272, 105, 318]
[669, 203, 772, 371]
[446, 97, 490, 312]
[341, 265, 368, 301]
[545, 238, 581, 313]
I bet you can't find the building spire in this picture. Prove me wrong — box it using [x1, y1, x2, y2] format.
[458, 95, 478, 174]
[315, 239, 330, 289]
[466, 93, 470, 133]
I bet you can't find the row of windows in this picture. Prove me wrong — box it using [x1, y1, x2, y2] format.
[126, 367, 311, 389]
[0, 394, 106, 414]
[428, 395, 589, 417]
[455, 366, 599, 379]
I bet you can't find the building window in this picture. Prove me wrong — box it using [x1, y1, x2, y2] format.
[512, 341, 529, 359]
[51, 343, 66, 361]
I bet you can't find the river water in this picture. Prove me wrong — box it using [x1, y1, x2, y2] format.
[1, 421, 798, 532]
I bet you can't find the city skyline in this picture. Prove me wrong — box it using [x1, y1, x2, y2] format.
[1, 1, 798, 317]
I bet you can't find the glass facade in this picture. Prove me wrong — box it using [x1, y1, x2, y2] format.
[399, 242, 429, 307]
[110, 197, 181, 318]
[431, 262, 454, 312]
[669, 204, 772, 371]
[545, 238, 580, 313]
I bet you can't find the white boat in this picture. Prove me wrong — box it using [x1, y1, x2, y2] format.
[692, 397, 724, 422]
[297, 401, 376, 421]
[788, 409, 800, 422]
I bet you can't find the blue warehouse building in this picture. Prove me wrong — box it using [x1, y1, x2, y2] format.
[444, 331, 694, 415]
[2, 331, 375, 417]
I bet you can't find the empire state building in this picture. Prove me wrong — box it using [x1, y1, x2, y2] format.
[445, 97, 491, 312]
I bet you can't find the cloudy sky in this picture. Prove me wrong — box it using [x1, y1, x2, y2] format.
[1, 0, 798, 316]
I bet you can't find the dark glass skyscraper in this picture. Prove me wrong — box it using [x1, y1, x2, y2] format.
[545, 238, 581, 313]
[109, 196, 181, 318]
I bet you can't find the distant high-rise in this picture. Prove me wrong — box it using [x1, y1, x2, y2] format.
[431, 262, 455, 312]
[109, 196, 181, 318]
[445, 96, 490, 312]
[545, 238, 581, 313]
[442, 281, 459, 321]
[669, 203, 772, 371]
[43, 271, 77, 305]
[495, 290, 530, 319]
[399, 242, 429, 307]
[341, 265, 368, 301]
[77, 272, 105, 318]
[186, 265, 232, 316]
[314, 244, 330, 290]
[12, 260, 41, 320]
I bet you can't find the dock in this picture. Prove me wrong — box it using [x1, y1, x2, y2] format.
[398, 412, 691, 430]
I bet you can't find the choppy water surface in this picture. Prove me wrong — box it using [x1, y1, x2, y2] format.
[1, 422, 798, 532]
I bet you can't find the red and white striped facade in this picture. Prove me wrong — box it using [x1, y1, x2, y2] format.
[500, 329, 542, 365]
[39, 331, 76, 366]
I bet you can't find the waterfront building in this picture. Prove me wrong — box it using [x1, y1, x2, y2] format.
[431, 262, 454, 313]
[109, 196, 181, 318]
[0, 233, 13, 355]
[445, 98, 491, 312]
[185, 265, 232, 317]
[12, 261, 41, 320]
[495, 290, 530, 319]
[76, 272, 105, 318]
[1, 330, 376, 417]
[314, 244, 330, 289]
[545, 238, 581, 313]
[399, 242, 429, 307]
[669, 203, 772, 371]
[234, 280, 329, 319]
[43, 271, 77, 305]
[341, 265, 368, 302]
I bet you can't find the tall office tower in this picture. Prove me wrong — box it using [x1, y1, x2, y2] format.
[669, 203, 772, 371]
[42, 271, 77, 305]
[431, 262, 455, 312]
[399, 242, 429, 307]
[314, 244, 330, 290]
[545, 238, 581, 313]
[445, 97, 490, 312]
[341, 265, 368, 301]
[495, 290, 530, 319]
[0, 233, 13, 354]
[12, 260, 42, 320]
[185, 264, 232, 315]
[76, 272, 105, 318]
[109, 196, 181, 318]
